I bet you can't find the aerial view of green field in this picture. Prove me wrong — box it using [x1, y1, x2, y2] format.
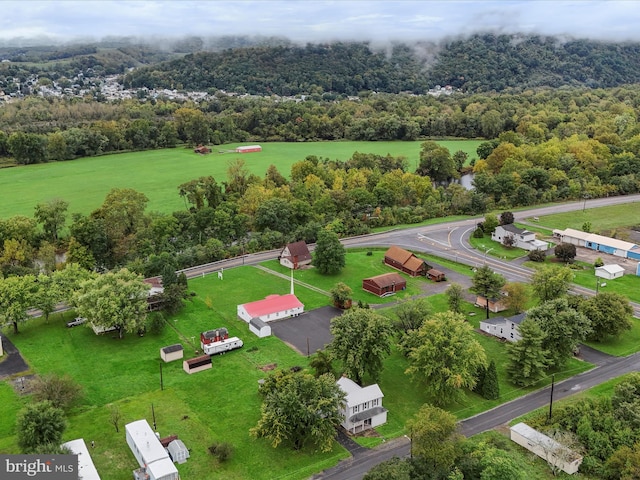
[0, 140, 483, 219]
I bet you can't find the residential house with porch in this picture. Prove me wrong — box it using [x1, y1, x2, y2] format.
[337, 376, 387, 435]
[279, 241, 312, 269]
[480, 313, 526, 342]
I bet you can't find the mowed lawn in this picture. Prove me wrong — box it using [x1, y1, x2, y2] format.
[531, 203, 640, 232]
[0, 140, 483, 219]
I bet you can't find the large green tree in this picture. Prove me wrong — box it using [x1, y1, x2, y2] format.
[250, 371, 344, 452]
[406, 404, 463, 473]
[531, 265, 573, 302]
[330, 308, 393, 384]
[313, 229, 345, 275]
[34, 198, 69, 243]
[72, 268, 149, 339]
[529, 297, 592, 368]
[507, 319, 549, 387]
[470, 265, 506, 319]
[16, 401, 66, 453]
[0, 274, 37, 334]
[405, 311, 487, 405]
[416, 141, 456, 183]
[580, 291, 633, 341]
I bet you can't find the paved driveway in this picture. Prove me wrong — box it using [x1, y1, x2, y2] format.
[0, 333, 29, 379]
[270, 306, 344, 356]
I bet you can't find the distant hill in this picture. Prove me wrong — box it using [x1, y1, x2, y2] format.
[121, 33, 640, 94]
[2, 34, 640, 94]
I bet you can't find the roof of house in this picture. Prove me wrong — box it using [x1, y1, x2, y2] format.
[480, 317, 506, 326]
[558, 228, 638, 251]
[509, 313, 527, 325]
[61, 439, 101, 480]
[363, 272, 406, 288]
[337, 376, 384, 407]
[384, 245, 414, 264]
[596, 264, 625, 275]
[240, 294, 304, 318]
[125, 420, 169, 464]
[144, 276, 164, 296]
[282, 241, 311, 260]
[427, 268, 445, 276]
[500, 224, 527, 235]
[249, 317, 269, 329]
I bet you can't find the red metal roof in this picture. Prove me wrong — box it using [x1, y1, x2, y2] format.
[242, 294, 303, 318]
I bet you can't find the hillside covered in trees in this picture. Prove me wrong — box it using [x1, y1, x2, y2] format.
[121, 34, 640, 94]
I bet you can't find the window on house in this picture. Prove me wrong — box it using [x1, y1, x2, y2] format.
[352, 405, 359, 414]
[371, 398, 378, 407]
[510, 332, 514, 338]
[511, 323, 514, 329]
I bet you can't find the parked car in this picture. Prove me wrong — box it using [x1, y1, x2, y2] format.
[66, 317, 87, 328]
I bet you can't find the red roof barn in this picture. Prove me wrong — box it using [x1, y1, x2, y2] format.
[363, 273, 406, 297]
[383, 246, 430, 277]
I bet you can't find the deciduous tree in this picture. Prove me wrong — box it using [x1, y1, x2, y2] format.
[0, 274, 37, 334]
[502, 282, 528, 313]
[313, 229, 345, 275]
[16, 401, 66, 453]
[446, 283, 465, 314]
[405, 311, 487, 405]
[470, 265, 506, 319]
[330, 308, 393, 384]
[531, 265, 573, 302]
[251, 371, 344, 452]
[34, 198, 69, 243]
[554, 243, 577, 263]
[528, 297, 591, 368]
[406, 404, 463, 473]
[72, 268, 149, 339]
[580, 291, 633, 341]
[330, 282, 352, 309]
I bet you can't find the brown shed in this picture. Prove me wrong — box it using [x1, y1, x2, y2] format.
[427, 268, 446, 282]
[363, 273, 407, 297]
[383, 246, 430, 277]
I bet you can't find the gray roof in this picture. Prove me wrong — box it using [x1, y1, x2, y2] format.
[162, 344, 183, 354]
[250, 317, 268, 329]
[509, 313, 527, 325]
[349, 406, 387, 423]
[501, 223, 526, 235]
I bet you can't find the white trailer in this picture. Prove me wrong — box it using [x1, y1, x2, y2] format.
[202, 337, 243, 355]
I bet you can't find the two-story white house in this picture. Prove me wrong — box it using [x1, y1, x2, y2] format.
[480, 312, 526, 342]
[492, 224, 548, 251]
[336, 376, 387, 434]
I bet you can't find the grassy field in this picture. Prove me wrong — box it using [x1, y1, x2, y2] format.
[0, 140, 483, 220]
[531, 203, 640, 234]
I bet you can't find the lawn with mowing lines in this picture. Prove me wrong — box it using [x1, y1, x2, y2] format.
[0, 140, 483, 219]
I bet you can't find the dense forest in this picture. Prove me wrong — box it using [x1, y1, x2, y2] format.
[121, 34, 640, 94]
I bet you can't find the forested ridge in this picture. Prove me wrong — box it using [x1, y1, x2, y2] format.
[122, 34, 640, 94]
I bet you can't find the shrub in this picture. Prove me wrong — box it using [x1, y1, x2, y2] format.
[594, 257, 604, 268]
[528, 250, 546, 262]
[473, 227, 485, 238]
[208, 441, 234, 462]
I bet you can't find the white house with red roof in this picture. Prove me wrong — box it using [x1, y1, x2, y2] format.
[237, 294, 304, 323]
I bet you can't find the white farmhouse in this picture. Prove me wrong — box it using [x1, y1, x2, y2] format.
[480, 313, 526, 342]
[492, 224, 548, 251]
[336, 376, 387, 434]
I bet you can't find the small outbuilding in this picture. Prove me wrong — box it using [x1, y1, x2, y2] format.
[475, 294, 508, 313]
[510, 422, 583, 475]
[362, 272, 406, 297]
[427, 268, 446, 282]
[595, 264, 625, 280]
[235, 145, 262, 153]
[167, 439, 190, 464]
[160, 344, 184, 363]
[249, 317, 272, 338]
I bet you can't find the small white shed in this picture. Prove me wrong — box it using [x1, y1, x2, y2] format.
[595, 264, 625, 280]
[167, 439, 189, 464]
[160, 344, 184, 362]
[249, 317, 271, 338]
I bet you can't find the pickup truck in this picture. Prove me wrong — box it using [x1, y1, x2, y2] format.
[66, 317, 87, 328]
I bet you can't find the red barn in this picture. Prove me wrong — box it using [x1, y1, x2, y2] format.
[363, 273, 406, 297]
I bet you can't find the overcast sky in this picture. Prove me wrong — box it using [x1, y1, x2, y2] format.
[2, 1, 640, 45]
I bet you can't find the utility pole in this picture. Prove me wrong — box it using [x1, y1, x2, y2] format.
[548, 374, 555, 422]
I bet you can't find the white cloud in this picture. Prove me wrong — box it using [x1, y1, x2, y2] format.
[1, 0, 639, 43]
